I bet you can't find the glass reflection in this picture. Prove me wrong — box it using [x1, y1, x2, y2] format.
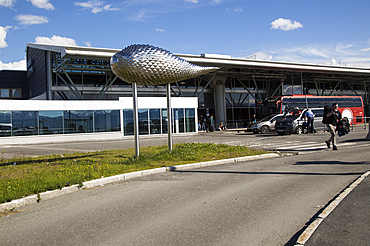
[12, 111, 38, 136]
[64, 110, 93, 133]
[39, 111, 63, 135]
[0, 111, 11, 137]
[161, 108, 168, 134]
[0, 107, 196, 137]
[185, 108, 195, 132]
[138, 109, 149, 135]
[123, 109, 134, 136]
[95, 110, 120, 132]
[149, 109, 161, 134]
[173, 108, 184, 133]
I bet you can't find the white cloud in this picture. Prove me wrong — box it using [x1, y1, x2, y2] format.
[26, 0, 55, 10]
[254, 51, 272, 61]
[271, 18, 303, 31]
[361, 47, 370, 52]
[156, 28, 165, 32]
[0, 59, 27, 71]
[184, 0, 198, 3]
[74, 0, 119, 14]
[0, 26, 12, 48]
[83, 41, 92, 46]
[226, 7, 243, 12]
[35, 35, 77, 46]
[14, 14, 48, 26]
[0, 0, 16, 7]
[274, 43, 370, 67]
[128, 9, 151, 21]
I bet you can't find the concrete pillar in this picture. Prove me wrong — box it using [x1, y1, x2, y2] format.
[214, 77, 227, 127]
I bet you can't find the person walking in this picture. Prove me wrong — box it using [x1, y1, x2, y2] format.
[325, 103, 342, 150]
[209, 115, 215, 132]
[199, 114, 206, 131]
[304, 108, 315, 133]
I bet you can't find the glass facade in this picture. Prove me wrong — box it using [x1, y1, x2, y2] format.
[0, 110, 121, 137]
[122, 108, 197, 136]
[149, 109, 161, 134]
[0, 106, 197, 137]
[226, 93, 256, 128]
[39, 111, 63, 135]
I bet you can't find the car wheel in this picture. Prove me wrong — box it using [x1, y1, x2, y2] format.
[296, 126, 303, 134]
[261, 126, 269, 134]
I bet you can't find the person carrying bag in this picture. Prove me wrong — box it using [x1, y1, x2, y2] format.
[324, 103, 342, 150]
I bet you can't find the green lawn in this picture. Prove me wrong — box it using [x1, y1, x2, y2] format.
[0, 143, 268, 204]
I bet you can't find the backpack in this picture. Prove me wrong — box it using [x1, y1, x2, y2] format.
[337, 118, 350, 137]
[322, 105, 331, 124]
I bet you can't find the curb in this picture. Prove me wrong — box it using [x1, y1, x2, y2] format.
[294, 170, 370, 245]
[0, 153, 280, 213]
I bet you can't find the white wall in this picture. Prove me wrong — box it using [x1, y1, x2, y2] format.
[0, 97, 198, 111]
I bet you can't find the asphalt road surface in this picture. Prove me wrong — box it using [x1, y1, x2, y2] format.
[1, 125, 369, 158]
[1, 129, 369, 245]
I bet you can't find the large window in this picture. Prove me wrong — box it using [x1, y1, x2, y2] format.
[0, 111, 11, 137]
[94, 110, 120, 132]
[185, 108, 196, 132]
[226, 93, 255, 107]
[64, 110, 94, 133]
[138, 109, 149, 135]
[0, 107, 196, 137]
[161, 108, 168, 134]
[149, 109, 161, 134]
[39, 111, 63, 135]
[12, 111, 38, 136]
[173, 108, 184, 133]
[123, 109, 134, 136]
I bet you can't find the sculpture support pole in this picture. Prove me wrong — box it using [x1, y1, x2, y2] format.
[167, 83, 173, 151]
[133, 82, 140, 157]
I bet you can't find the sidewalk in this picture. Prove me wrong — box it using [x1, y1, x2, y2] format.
[0, 131, 128, 146]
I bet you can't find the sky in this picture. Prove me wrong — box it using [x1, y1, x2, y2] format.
[1, 0, 370, 70]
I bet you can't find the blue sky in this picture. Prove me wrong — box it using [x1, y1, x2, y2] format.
[1, 0, 370, 70]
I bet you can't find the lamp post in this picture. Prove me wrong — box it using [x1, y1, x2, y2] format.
[132, 82, 140, 156]
[167, 84, 172, 151]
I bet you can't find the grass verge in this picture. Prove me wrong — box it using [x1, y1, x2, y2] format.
[0, 143, 268, 204]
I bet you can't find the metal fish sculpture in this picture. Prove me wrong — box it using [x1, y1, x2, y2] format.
[110, 44, 220, 86]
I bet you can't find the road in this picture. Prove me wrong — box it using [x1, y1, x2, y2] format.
[1, 125, 369, 158]
[1, 128, 369, 245]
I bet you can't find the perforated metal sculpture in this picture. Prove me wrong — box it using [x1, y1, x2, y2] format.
[110, 44, 219, 156]
[110, 44, 219, 85]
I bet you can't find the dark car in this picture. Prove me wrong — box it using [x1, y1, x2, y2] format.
[275, 108, 324, 135]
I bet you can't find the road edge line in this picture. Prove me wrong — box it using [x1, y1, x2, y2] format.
[294, 170, 370, 245]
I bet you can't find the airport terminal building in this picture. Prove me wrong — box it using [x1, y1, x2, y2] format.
[0, 43, 370, 137]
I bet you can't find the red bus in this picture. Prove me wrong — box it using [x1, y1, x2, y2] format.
[260, 94, 364, 124]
